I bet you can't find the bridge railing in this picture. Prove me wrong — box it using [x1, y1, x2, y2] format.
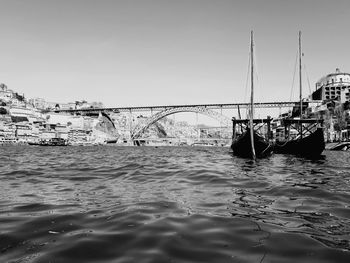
[48, 101, 302, 113]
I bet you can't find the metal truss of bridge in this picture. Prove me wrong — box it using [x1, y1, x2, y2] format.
[131, 106, 232, 139]
[51, 101, 300, 114]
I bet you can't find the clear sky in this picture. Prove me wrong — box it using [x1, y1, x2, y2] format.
[0, 0, 349, 107]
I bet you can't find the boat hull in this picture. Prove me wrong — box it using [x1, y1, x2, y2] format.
[35, 138, 68, 146]
[231, 129, 272, 158]
[273, 128, 325, 157]
[326, 142, 350, 151]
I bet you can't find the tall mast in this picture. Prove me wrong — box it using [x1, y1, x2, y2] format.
[299, 31, 303, 138]
[299, 31, 302, 118]
[250, 30, 256, 159]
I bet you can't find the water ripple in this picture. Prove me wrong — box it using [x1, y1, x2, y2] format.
[0, 146, 349, 262]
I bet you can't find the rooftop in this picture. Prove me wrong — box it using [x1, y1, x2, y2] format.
[326, 68, 350, 78]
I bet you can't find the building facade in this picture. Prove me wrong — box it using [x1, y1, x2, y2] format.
[312, 68, 350, 102]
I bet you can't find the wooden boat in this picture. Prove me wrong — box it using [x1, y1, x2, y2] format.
[231, 31, 272, 159]
[106, 139, 118, 144]
[36, 138, 68, 146]
[231, 119, 273, 158]
[325, 141, 350, 151]
[273, 119, 325, 157]
[273, 32, 325, 157]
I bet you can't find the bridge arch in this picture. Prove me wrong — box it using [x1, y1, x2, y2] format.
[131, 106, 231, 139]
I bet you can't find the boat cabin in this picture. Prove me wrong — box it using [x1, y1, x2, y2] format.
[276, 118, 324, 142]
[232, 117, 273, 141]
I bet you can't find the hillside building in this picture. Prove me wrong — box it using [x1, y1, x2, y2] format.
[312, 68, 350, 102]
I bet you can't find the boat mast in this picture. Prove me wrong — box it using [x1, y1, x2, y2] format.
[250, 30, 256, 159]
[299, 31, 303, 138]
[299, 31, 302, 116]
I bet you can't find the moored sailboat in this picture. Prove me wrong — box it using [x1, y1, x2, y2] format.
[231, 119, 273, 158]
[273, 31, 325, 157]
[231, 31, 272, 159]
[273, 119, 325, 157]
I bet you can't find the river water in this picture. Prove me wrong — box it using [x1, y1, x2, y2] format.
[0, 146, 349, 263]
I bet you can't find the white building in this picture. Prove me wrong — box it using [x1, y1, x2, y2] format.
[312, 68, 350, 102]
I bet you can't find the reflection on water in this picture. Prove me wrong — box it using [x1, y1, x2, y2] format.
[0, 146, 349, 262]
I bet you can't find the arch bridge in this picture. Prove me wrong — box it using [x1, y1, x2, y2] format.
[131, 106, 231, 139]
[48, 101, 306, 139]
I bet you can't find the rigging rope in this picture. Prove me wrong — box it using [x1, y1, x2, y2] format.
[253, 43, 261, 118]
[244, 46, 251, 104]
[253, 44, 260, 97]
[288, 49, 299, 116]
[244, 43, 251, 119]
[303, 63, 312, 95]
[289, 49, 298, 102]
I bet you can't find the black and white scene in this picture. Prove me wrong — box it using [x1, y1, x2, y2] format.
[0, 0, 350, 262]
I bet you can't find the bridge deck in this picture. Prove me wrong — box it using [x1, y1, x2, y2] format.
[50, 101, 310, 113]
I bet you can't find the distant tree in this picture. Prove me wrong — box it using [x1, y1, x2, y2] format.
[89, 101, 104, 108]
[0, 107, 7, 114]
[153, 122, 167, 138]
[334, 105, 347, 141]
[15, 92, 25, 102]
